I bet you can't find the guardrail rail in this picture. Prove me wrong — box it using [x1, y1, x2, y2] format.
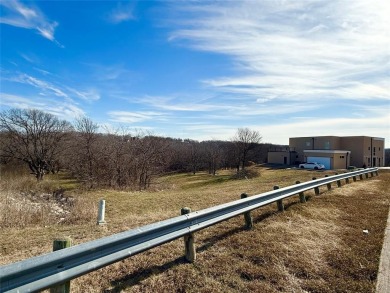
[0, 167, 379, 292]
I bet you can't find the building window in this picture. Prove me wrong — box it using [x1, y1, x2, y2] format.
[340, 156, 344, 159]
[306, 141, 311, 147]
[324, 141, 330, 149]
[379, 147, 381, 151]
[368, 147, 370, 150]
[374, 147, 376, 152]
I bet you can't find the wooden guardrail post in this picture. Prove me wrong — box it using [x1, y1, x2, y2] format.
[370, 171, 374, 177]
[296, 181, 306, 203]
[50, 238, 72, 293]
[334, 173, 341, 187]
[375, 170, 379, 176]
[181, 207, 196, 263]
[365, 172, 369, 179]
[312, 177, 320, 195]
[241, 193, 253, 229]
[359, 174, 364, 180]
[345, 175, 350, 184]
[325, 175, 332, 190]
[352, 175, 357, 182]
[274, 186, 284, 211]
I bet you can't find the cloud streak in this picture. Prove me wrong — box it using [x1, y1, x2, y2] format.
[107, 2, 136, 24]
[0, 0, 61, 44]
[169, 0, 390, 103]
[108, 111, 167, 123]
[3, 72, 100, 102]
[0, 93, 85, 119]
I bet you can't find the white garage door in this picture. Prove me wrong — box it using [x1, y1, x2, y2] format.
[307, 157, 331, 169]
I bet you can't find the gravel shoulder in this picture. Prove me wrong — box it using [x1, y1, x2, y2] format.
[376, 205, 390, 293]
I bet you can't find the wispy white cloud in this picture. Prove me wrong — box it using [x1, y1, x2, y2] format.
[12, 73, 68, 97]
[260, 113, 390, 146]
[169, 0, 390, 104]
[4, 72, 100, 102]
[108, 111, 167, 123]
[0, 0, 61, 45]
[66, 87, 100, 102]
[0, 93, 45, 109]
[137, 95, 235, 112]
[0, 93, 85, 119]
[107, 2, 136, 24]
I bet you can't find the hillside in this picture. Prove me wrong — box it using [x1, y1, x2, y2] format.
[1, 167, 389, 292]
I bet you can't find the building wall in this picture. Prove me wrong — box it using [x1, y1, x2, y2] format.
[269, 136, 385, 168]
[333, 153, 350, 169]
[303, 150, 350, 169]
[268, 151, 290, 165]
[289, 136, 341, 162]
[341, 136, 385, 167]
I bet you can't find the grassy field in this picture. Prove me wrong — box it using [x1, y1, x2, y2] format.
[0, 167, 389, 292]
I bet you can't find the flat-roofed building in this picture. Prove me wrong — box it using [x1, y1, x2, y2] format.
[268, 136, 385, 169]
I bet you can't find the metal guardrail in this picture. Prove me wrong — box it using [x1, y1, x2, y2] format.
[0, 167, 379, 292]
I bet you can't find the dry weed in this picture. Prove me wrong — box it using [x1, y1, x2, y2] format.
[1, 168, 388, 293]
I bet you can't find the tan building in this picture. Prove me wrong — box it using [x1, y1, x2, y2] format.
[268, 136, 385, 169]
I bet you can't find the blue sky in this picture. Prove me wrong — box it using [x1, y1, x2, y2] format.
[1, 0, 389, 146]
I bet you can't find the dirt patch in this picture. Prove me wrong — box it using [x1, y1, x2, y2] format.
[0, 189, 75, 228]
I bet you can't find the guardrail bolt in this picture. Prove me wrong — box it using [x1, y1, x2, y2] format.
[295, 181, 306, 203]
[273, 186, 284, 211]
[241, 193, 253, 229]
[312, 177, 320, 195]
[97, 199, 107, 225]
[181, 207, 196, 263]
[51, 238, 72, 293]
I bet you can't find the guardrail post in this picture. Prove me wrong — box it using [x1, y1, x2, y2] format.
[345, 176, 350, 184]
[181, 207, 196, 263]
[352, 175, 357, 182]
[274, 186, 284, 211]
[295, 181, 306, 203]
[325, 175, 332, 190]
[375, 170, 379, 176]
[312, 177, 320, 195]
[50, 238, 72, 293]
[370, 171, 374, 177]
[241, 193, 253, 229]
[334, 173, 341, 187]
[97, 199, 106, 225]
[365, 172, 369, 179]
[359, 174, 364, 180]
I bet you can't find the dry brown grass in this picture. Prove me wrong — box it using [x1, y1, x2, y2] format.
[0, 168, 97, 228]
[1, 167, 389, 293]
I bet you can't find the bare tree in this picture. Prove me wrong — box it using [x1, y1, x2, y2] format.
[71, 116, 99, 188]
[232, 128, 262, 172]
[187, 140, 204, 175]
[134, 132, 170, 190]
[0, 108, 73, 180]
[203, 140, 222, 175]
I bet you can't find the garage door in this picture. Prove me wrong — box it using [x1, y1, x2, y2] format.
[307, 157, 331, 169]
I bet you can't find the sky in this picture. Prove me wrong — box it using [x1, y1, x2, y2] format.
[1, 0, 389, 146]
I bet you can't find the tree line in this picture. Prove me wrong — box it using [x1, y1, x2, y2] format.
[0, 108, 274, 190]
